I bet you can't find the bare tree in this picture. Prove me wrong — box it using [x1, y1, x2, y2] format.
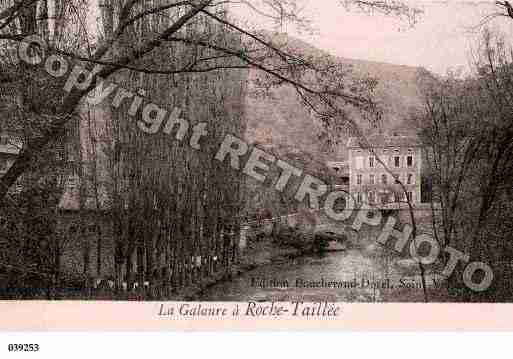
[416, 30, 513, 300]
[0, 0, 421, 200]
[0, 0, 422, 298]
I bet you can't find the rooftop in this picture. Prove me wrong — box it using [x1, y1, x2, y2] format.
[347, 133, 420, 149]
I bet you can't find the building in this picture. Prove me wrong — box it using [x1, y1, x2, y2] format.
[326, 161, 350, 190]
[347, 133, 422, 206]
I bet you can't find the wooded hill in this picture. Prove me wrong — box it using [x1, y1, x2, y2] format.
[244, 33, 426, 165]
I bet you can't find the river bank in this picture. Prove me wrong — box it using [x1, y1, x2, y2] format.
[176, 239, 307, 301]
[198, 223, 454, 302]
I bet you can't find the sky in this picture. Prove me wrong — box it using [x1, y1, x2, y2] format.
[233, 0, 513, 75]
[85, 0, 513, 75]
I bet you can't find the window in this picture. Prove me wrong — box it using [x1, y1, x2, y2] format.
[393, 173, 400, 184]
[394, 193, 400, 203]
[381, 194, 388, 205]
[368, 191, 375, 204]
[407, 155, 413, 167]
[369, 174, 375, 185]
[407, 174, 413, 185]
[357, 192, 362, 203]
[356, 174, 362, 185]
[381, 174, 387, 185]
[369, 156, 375, 168]
[355, 156, 363, 169]
[394, 156, 400, 167]
[406, 191, 413, 202]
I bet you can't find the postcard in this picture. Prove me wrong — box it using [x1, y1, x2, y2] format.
[1, 0, 513, 332]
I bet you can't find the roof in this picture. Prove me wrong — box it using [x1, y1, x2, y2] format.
[347, 133, 420, 149]
[326, 161, 347, 167]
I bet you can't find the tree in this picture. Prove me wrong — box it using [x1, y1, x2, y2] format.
[0, 0, 423, 298]
[0, 0, 420, 201]
[416, 30, 513, 300]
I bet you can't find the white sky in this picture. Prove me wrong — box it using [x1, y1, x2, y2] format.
[233, 0, 513, 75]
[86, 1, 513, 75]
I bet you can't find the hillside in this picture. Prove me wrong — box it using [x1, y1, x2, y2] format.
[244, 33, 426, 167]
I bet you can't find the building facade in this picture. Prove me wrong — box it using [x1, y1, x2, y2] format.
[347, 134, 422, 206]
[326, 161, 350, 190]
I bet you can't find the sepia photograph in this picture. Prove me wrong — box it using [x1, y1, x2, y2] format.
[0, 0, 512, 320]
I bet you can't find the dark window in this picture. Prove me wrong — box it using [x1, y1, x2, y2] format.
[394, 156, 400, 167]
[381, 174, 387, 185]
[407, 156, 413, 167]
[393, 173, 400, 184]
[369, 157, 375, 167]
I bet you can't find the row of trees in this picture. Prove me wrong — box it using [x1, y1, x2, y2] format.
[101, 1, 248, 296]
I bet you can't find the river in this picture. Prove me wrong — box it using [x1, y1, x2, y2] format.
[201, 247, 446, 302]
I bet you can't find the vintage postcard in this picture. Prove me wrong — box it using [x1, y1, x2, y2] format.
[1, 0, 513, 332]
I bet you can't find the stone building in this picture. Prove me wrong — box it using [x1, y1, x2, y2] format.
[347, 133, 422, 206]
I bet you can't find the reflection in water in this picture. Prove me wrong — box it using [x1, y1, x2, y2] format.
[201, 248, 443, 302]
